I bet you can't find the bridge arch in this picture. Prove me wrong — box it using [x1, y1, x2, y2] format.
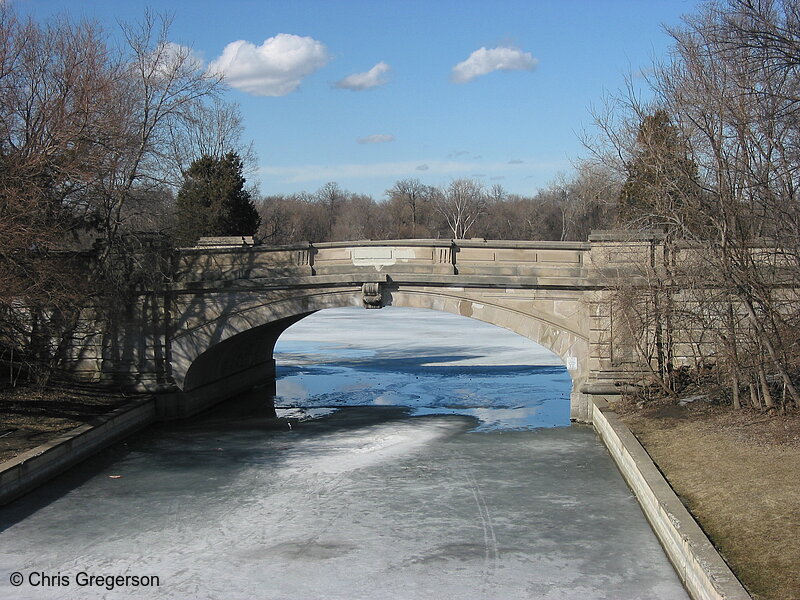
[165, 285, 590, 421]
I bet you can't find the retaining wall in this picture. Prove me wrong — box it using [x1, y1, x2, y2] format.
[0, 397, 156, 506]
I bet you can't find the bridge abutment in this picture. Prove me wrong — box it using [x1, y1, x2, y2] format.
[155, 358, 278, 419]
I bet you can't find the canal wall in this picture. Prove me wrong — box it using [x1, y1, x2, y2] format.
[591, 397, 751, 600]
[0, 397, 157, 506]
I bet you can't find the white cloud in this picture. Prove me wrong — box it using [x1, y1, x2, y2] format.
[357, 134, 395, 144]
[146, 42, 204, 79]
[208, 34, 329, 96]
[335, 62, 390, 90]
[451, 46, 538, 84]
[416, 164, 430, 171]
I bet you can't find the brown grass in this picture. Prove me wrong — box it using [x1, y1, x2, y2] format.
[0, 386, 132, 463]
[618, 398, 800, 600]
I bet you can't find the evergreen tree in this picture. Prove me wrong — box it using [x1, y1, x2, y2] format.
[175, 152, 260, 245]
[618, 110, 701, 232]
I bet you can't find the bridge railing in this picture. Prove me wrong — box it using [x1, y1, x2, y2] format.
[174, 239, 591, 283]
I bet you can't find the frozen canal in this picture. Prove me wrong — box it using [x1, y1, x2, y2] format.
[0, 308, 688, 599]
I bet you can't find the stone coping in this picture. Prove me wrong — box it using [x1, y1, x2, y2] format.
[591, 397, 751, 600]
[167, 272, 602, 293]
[588, 230, 667, 242]
[180, 238, 591, 254]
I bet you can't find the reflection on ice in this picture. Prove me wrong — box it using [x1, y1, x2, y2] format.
[274, 357, 571, 430]
[280, 418, 465, 474]
[277, 307, 564, 366]
[274, 407, 336, 421]
[274, 307, 572, 432]
[270, 306, 575, 468]
[275, 379, 310, 401]
[410, 406, 555, 430]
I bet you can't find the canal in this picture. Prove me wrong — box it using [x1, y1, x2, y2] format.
[0, 307, 688, 599]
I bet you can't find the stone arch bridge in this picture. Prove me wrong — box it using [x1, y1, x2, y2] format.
[67, 234, 656, 423]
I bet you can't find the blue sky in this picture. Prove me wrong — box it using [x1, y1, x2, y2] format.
[17, 0, 702, 199]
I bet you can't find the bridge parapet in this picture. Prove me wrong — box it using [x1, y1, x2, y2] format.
[175, 239, 593, 286]
[175, 244, 314, 283]
[588, 229, 795, 275]
[313, 241, 454, 276]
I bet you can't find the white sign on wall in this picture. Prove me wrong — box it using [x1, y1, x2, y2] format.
[566, 356, 578, 371]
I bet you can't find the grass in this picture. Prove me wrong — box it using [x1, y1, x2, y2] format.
[0, 385, 133, 463]
[617, 398, 800, 600]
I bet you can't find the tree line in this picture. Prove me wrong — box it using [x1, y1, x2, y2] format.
[257, 166, 617, 245]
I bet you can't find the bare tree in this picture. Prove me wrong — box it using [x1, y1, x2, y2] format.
[331, 194, 392, 241]
[98, 10, 224, 246]
[431, 178, 487, 239]
[164, 98, 256, 189]
[0, 6, 228, 383]
[386, 178, 428, 238]
[258, 192, 326, 244]
[315, 181, 346, 240]
[488, 183, 507, 204]
[588, 0, 800, 409]
[0, 7, 121, 381]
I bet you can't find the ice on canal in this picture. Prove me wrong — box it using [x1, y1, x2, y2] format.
[0, 307, 689, 599]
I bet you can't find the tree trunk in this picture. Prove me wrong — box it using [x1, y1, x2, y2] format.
[749, 380, 761, 409]
[742, 294, 800, 406]
[758, 364, 775, 410]
[732, 372, 741, 409]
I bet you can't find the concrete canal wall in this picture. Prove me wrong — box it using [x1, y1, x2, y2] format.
[591, 398, 751, 600]
[0, 397, 156, 506]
